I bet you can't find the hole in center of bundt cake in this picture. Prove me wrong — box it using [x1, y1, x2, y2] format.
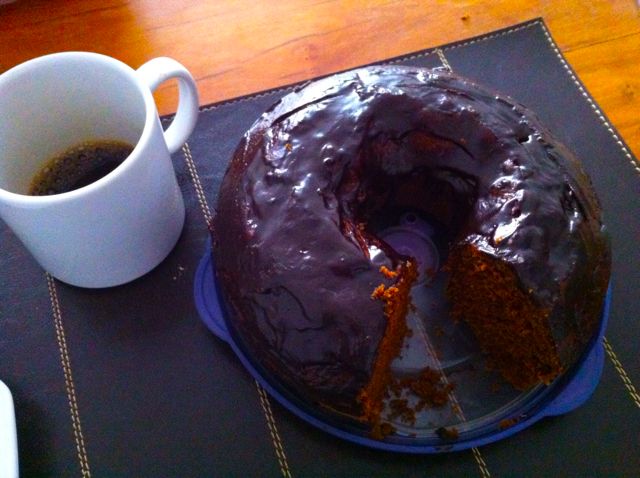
[334, 130, 481, 432]
[334, 128, 566, 433]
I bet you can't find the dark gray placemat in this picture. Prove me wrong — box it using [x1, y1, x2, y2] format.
[1, 18, 638, 477]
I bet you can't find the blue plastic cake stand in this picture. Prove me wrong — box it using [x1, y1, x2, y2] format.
[194, 247, 611, 453]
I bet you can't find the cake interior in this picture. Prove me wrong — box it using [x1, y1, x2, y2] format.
[446, 244, 562, 389]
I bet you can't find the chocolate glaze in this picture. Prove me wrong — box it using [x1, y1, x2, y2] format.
[212, 66, 610, 418]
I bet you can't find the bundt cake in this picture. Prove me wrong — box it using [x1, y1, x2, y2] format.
[212, 66, 610, 435]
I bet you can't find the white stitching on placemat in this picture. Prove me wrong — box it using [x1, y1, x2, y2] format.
[387, 50, 436, 64]
[46, 274, 92, 478]
[603, 337, 640, 408]
[435, 48, 492, 478]
[435, 48, 452, 72]
[538, 22, 640, 176]
[181, 143, 213, 229]
[442, 21, 538, 52]
[256, 381, 293, 478]
[472, 447, 492, 478]
[180, 142, 293, 477]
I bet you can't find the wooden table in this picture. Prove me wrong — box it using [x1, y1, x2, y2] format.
[1, 0, 639, 159]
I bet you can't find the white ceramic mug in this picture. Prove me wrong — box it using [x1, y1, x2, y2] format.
[0, 52, 199, 288]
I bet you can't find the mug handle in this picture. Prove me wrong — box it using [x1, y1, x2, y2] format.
[136, 57, 199, 154]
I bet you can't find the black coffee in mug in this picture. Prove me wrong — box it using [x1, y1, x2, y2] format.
[29, 139, 134, 196]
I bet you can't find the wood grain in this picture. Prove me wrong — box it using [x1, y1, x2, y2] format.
[1, 0, 639, 158]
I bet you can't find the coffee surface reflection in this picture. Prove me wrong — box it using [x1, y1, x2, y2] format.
[29, 139, 134, 196]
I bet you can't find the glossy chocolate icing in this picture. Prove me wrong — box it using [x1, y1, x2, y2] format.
[212, 66, 610, 418]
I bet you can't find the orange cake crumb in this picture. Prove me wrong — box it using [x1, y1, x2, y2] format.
[499, 417, 519, 430]
[371, 284, 386, 299]
[359, 259, 418, 425]
[436, 426, 459, 440]
[386, 368, 455, 426]
[400, 368, 454, 411]
[380, 265, 399, 279]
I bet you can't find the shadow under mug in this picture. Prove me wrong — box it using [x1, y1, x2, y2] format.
[0, 52, 199, 288]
